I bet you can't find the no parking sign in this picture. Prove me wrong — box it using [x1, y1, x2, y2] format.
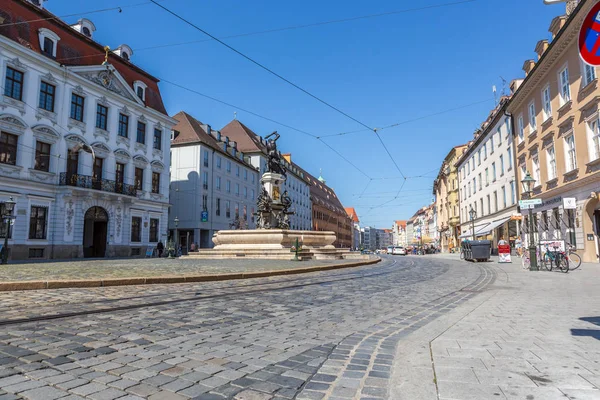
[579, 1, 600, 66]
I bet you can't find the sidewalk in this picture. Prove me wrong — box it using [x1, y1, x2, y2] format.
[391, 256, 600, 400]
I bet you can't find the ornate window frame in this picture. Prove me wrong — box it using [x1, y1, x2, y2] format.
[36, 72, 59, 124]
[37, 28, 61, 58]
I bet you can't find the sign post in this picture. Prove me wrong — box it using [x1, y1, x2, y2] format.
[579, 2, 600, 67]
[201, 211, 208, 223]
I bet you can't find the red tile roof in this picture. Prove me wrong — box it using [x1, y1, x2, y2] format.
[394, 220, 407, 228]
[220, 120, 267, 154]
[345, 207, 359, 223]
[171, 111, 255, 169]
[0, 0, 167, 115]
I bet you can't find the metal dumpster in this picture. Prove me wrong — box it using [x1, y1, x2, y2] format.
[470, 240, 491, 262]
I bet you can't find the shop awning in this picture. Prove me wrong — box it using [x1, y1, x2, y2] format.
[475, 217, 511, 236]
[459, 223, 490, 239]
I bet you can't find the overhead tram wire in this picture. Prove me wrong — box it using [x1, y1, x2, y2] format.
[51, 0, 478, 63]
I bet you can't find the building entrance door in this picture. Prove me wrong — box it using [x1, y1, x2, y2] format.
[83, 206, 108, 258]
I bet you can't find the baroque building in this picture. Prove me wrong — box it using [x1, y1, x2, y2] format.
[0, 0, 174, 260]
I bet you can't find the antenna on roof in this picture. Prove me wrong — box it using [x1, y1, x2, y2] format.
[233, 111, 237, 120]
[499, 76, 508, 97]
[492, 85, 498, 106]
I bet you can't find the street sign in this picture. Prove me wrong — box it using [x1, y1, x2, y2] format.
[579, 1, 600, 66]
[201, 210, 208, 222]
[520, 204, 535, 210]
[563, 197, 577, 209]
[519, 199, 542, 207]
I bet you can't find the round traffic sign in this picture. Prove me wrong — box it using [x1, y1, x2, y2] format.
[579, 1, 600, 66]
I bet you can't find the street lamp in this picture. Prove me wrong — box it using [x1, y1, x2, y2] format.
[521, 171, 538, 271]
[469, 206, 476, 242]
[1, 197, 16, 265]
[174, 216, 179, 256]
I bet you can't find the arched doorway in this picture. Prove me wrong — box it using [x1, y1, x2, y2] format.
[83, 206, 108, 258]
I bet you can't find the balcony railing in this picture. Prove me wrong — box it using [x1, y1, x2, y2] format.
[59, 173, 137, 196]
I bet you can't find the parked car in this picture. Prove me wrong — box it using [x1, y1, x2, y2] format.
[392, 246, 407, 255]
[387, 246, 394, 254]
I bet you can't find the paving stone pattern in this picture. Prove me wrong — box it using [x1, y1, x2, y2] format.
[0, 256, 488, 399]
[0, 258, 351, 282]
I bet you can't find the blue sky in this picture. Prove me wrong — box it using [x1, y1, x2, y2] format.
[50, 0, 561, 228]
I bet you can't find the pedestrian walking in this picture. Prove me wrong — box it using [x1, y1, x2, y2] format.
[156, 241, 164, 258]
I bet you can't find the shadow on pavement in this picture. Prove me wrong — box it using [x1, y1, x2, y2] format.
[571, 316, 600, 340]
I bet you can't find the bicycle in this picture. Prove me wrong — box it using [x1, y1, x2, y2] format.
[566, 244, 582, 271]
[542, 244, 569, 273]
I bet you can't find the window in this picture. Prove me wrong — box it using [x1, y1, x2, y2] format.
[244, 187, 247, 198]
[202, 171, 208, 190]
[471, 158, 475, 171]
[0, 132, 18, 166]
[136, 86, 144, 101]
[528, 101, 536, 132]
[217, 157, 221, 169]
[38, 82, 55, 112]
[251, 189, 255, 200]
[487, 195, 491, 215]
[505, 118, 512, 138]
[565, 134, 577, 172]
[118, 114, 129, 137]
[542, 85, 551, 120]
[483, 143, 487, 159]
[136, 121, 146, 144]
[34, 141, 51, 172]
[559, 66, 571, 104]
[152, 172, 160, 194]
[131, 217, 141, 242]
[29, 248, 44, 258]
[226, 160, 231, 173]
[115, 162, 125, 186]
[42, 37, 54, 58]
[29, 206, 48, 239]
[0, 203, 13, 239]
[216, 176, 221, 190]
[236, 166, 240, 177]
[153, 128, 162, 150]
[149, 218, 159, 242]
[500, 155, 504, 176]
[494, 192, 498, 213]
[507, 146, 512, 170]
[472, 178, 476, 194]
[478, 173, 482, 190]
[216, 198, 221, 216]
[497, 127, 502, 144]
[226, 180, 231, 193]
[4, 67, 24, 101]
[589, 118, 600, 161]
[492, 162, 496, 182]
[584, 64, 596, 86]
[226, 200, 231, 218]
[235, 183, 240, 196]
[93, 157, 103, 184]
[502, 186, 507, 208]
[517, 115, 524, 143]
[468, 182, 471, 197]
[96, 104, 108, 130]
[547, 145, 557, 180]
[67, 149, 79, 178]
[70, 94, 84, 122]
[567, 209, 577, 246]
[510, 181, 516, 205]
[203, 151, 209, 167]
[480, 199, 484, 216]
[251, 173, 255, 183]
[532, 155, 540, 187]
[244, 170, 248, 180]
[202, 194, 208, 210]
[135, 168, 144, 190]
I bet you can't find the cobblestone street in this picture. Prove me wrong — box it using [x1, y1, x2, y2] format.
[0, 256, 597, 399]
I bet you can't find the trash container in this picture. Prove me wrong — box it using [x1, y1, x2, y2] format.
[470, 240, 491, 262]
[462, 241, 472, 261]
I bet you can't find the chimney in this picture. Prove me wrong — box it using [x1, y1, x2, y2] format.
[510, 79, 524, 94]
[549, 15, 568, 39]
[522, 59, 536, 76]
[535, 40, 549, 60]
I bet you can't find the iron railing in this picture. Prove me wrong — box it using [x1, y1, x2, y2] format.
[59, 173, 137, 196]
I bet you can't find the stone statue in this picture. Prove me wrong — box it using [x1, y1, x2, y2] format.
[265, 132, 287, 176]
[276, 190, 294, 230]
[254, 186, 272, 229]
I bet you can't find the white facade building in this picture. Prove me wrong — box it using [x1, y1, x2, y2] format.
[0, 1, 174, 260]
[456, 98, 520, 248]
[169, 112, 259, 249]
[220, 120, 312, 230]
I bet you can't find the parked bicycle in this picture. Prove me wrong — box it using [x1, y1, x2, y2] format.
[567, 244, 582, 271]
[541, 244, 569, 273]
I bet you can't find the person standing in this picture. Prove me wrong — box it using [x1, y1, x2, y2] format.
[156, 241, 164, 258]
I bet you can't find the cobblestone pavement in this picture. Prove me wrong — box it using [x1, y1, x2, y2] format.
[0, 255, 494, 399]
[391, 257, 600, 400]
[0, 258, 352, 282]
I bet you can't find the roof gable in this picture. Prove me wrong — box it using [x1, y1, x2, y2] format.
[220, 120, 266, 153]
[68, 64, 141, 105]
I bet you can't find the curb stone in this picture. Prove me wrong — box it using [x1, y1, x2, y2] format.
[0, 257, 380, 292]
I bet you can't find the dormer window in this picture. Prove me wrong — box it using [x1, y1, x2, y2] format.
[82, 27, 91, 38]
[38, 28, 60, 58]
[112, 44, 134, 62]
[133, 81, 147, 102]
[122, 52, 130, 61]
[70, 19, 96, 39]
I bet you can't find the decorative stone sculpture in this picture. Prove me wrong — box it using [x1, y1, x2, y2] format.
[265, 132, 287, 176]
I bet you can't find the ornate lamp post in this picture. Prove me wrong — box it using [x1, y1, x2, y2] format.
[1, 197, 16, 265]
[469, 206, 476, 242]
[521, 171, 538, 271]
